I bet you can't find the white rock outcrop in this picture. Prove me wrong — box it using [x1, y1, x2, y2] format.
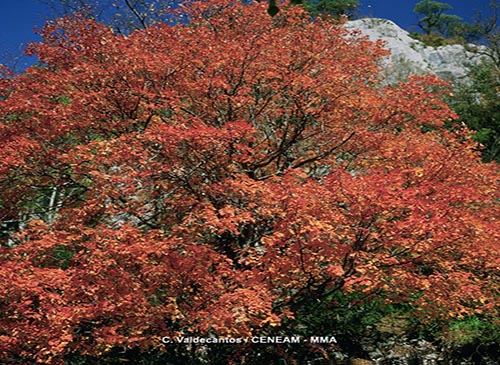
[344, 18, 485, 85]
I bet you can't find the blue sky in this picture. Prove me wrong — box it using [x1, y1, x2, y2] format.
[0, 0, 495, 71]
[361, 0, 493, 32]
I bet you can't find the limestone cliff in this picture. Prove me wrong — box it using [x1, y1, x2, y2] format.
[344, 18, 486, 85]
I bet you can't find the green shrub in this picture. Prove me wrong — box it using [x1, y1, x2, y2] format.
[444, 316, 500, 347]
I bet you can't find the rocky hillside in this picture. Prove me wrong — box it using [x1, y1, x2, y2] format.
[344, 18, 486, 85]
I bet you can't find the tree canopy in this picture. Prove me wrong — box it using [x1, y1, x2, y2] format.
[414, 0, 463, 36]
[0, 0, 499, 363]
[303, 0, 359, 18]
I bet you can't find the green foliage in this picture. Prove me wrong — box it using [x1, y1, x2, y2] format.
[445, 316, 500, 347]
[54, 94, 73, 106]
[449, 62, 500, 162]
[291, 291, 424, 344]
[267, 0, 279, 17]
[303, 0, 359, 18]
[430, 1, 500, 163]
[50, 245, 76, 269]
[410, 31, 467, 47]
[446, 21, 484, 43]
[266, 0, 359, 18]
[413, 0, 463, 36]
[409, 1, 483, 45]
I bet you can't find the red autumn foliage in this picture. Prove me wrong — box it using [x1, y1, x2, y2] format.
[0, 1, 498, 363]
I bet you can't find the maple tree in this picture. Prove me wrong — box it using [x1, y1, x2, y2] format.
[0, 1, 499, 363]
